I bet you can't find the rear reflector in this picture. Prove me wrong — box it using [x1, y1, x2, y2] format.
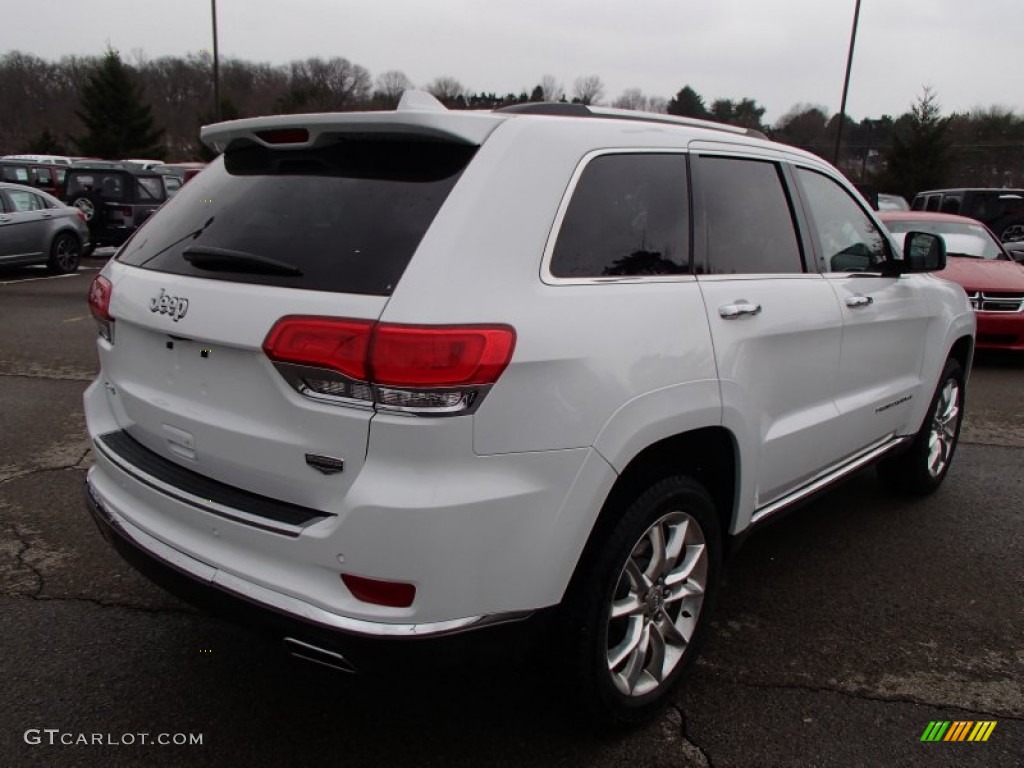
[341, 574, 416, 608]
[256, 128, 310, 144]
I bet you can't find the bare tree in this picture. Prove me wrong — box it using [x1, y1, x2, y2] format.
[612, 88, 667, 113]
[612, 87, 645, 111]
[572, 75, 604, 105]
[376, 70, 413, 102]
[539, 74, 564, 102]
[427, 76, 467, 107]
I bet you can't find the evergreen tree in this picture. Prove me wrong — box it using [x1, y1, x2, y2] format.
[74, 48, 164, 159]
[667, 86, 709, 119]
[28, 128, 68, 155]
[880, 88, 952, 200]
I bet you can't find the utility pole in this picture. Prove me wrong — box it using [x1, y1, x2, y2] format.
[833, 0, 862, 167]
[211, 0, 221, 121]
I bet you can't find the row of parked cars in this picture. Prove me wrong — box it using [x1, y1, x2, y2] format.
[0, 155, 205, 273]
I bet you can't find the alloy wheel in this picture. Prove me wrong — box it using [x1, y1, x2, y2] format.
[605, 510, 707, 697]
[926, 378, 960, 478]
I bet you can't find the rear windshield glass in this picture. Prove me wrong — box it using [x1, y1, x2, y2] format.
[116, 140, 476, 295]
[67, 172, 129, 202]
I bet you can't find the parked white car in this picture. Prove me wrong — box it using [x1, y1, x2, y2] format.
[83, 92, 976, 723]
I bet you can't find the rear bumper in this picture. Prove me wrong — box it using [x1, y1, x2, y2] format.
[85, 475, 529, 641]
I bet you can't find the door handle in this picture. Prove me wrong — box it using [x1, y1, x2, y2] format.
[718, 301, 762, 319]
[0, 216, 10, 224]
[845, 295, 874, 308]
[40, 212, 53, 218]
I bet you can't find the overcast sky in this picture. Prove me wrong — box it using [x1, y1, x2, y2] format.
[5, 0, 1023, 124]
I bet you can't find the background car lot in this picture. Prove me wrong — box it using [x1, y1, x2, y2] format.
[0, 265, 1021, 767]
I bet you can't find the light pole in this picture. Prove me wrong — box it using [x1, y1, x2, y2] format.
[211, 0, 221, 121]
[833, 0, 862, 167]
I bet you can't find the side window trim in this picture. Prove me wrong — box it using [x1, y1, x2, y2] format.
[541, 148, 695, 285]
[792, 164, 894, 275]
[690, 151, 809, 276]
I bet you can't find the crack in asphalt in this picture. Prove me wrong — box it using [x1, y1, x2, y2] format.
[11, 527, 45, 598]
[673, 704, 715, 768]
[0, 447, 91, 487]
[707, 674, 1024, 722]
[4, 592, 199, 617]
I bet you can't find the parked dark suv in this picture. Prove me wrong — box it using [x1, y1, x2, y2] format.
[63, 164, 169, 252]
[911, 188, 1024, 242]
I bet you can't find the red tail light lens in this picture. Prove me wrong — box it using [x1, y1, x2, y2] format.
[372, 324, 516, 387]
[88, 274, 114, 342]
[341, 574, 416, 608]
[75, 210, 87, 223]
[262, 317, 516, 414]
[262, 317, 372, 381]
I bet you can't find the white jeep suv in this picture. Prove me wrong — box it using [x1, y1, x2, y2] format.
[84, 92, 975, 723]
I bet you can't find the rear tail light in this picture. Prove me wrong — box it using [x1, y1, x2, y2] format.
[88, 274, 114, 342]
[75, 209, 87, 223]
[341, 574, 416, 608]
[120, 206, 133, 217]
[263, 316, 515, 415]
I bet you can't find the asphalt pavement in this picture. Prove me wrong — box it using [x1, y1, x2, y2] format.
[0, 262, 1021, 767]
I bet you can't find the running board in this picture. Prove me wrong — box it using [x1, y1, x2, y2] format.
[750, 436, 911, 526]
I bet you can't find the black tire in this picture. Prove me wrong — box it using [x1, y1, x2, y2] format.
[566, 475, 722, 725]
[877, 357, 964, 495]
[46, 232, 81, 274]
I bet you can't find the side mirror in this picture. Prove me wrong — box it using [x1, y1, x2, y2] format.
[901, 231, 946, 272]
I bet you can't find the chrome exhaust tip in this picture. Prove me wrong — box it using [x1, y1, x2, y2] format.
[283, 637, 357, 674]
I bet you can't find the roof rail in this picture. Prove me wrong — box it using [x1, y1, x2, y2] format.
[494, 101, 768, 140]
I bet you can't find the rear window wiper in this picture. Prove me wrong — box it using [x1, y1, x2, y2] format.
[182, 246, 303, 276]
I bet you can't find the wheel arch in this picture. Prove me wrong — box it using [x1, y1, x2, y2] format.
[565, 426, 738, 601]
[948, 335, 974, 379]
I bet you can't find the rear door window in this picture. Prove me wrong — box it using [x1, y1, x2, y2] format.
[550, 153, 690, 278]
[693, 155, 805, 274]
[116, 140, 475, 296]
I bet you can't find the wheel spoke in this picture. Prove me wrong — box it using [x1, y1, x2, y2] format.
[644, 524, 667, 581]
[664, 517, 687, 566]
[625, 557, 651, 592]
[647, 622, 667, 682]
[611, 593, 645, 619]
[658, 607, 689, 646]
[621, 623, 651, 693]
[665, 543, 705, 587]
[665, 578, 704, 603]
[608, 617, 643, 670]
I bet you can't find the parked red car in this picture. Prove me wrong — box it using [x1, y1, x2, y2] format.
[0, 159, 66, 198]
[880, 211, 1024, 351]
